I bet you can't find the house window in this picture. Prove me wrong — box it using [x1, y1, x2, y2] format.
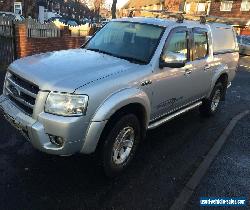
[185, 3, 191, 13]
[14, 2, 22, 15]
[241, 0, 250, 11]
[153, 4, 158, 10]
[197, 3, 206, 12]
[220, 1, 233, 11]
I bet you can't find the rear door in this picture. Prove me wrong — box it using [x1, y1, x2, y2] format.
[187, 27, 213, 101]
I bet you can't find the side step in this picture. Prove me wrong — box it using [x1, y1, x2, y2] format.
[148, 101, 202, 130]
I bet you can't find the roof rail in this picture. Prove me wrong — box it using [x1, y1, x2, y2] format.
[127, 9, 208, 25]
[128, 9, 185, 23]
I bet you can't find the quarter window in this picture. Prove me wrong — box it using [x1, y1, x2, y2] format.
[163, 30, 188, 60]
[193, 31, 208, 60]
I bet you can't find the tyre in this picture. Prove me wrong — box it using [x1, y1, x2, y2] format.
[100, 114, 141, 177]
[200, 82, 224, 117]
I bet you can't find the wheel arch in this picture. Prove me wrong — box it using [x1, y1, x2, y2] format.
[209, 67, 229, 100]
[81, 88, 151, 154]
[91, 88, 151, 125]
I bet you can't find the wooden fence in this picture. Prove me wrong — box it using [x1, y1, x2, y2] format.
[26, 19, 61, 38]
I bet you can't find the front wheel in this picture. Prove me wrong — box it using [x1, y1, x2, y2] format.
[100, 114, 141, 177]
[200, 82, 223, 117]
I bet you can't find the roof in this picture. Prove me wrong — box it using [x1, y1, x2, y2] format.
[113, 17, 213, 29]
[113, 17, 175, 27]
[123, 0, 162, 9]
[112, 17, 231, 28]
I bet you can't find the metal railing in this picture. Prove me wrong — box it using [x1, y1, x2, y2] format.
[0, 16, 16, 64]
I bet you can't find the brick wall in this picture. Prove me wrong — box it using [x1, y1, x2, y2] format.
[15, 24, 85, 58]
[241, 28, 250, 35]
[165, 0, 183, 11]
[209, 1, 250, 19]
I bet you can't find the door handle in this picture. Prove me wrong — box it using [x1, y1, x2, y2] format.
[204, 65, 210, 71]
[184, 69, 192, 75]
[141, 80, 152, 86]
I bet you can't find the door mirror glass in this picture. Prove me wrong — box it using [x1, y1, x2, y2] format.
[161, 51, 187, 67]
[160, 30, 188, 68]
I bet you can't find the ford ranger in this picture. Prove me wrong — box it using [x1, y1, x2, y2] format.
[0, 17, 239, 176]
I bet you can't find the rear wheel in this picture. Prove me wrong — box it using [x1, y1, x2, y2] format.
[200, 82, 223, 117]
[100, 114, 141, 177]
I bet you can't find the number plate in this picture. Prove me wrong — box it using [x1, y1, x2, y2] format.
[0, 97, 30, 140]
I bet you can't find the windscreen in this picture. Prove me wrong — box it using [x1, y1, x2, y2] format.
[84, 21, 165, 64]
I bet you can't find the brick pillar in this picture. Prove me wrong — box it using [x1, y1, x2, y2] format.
[60, 26, 71, 37]
[15, 23, 28, 58]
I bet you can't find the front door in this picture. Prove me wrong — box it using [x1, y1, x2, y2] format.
[151, 27, 195, 120]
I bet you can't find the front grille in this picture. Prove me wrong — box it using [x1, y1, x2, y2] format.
[5, 72, 39, 116]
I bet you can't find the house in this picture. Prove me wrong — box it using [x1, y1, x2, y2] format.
[184, 0, 250, 35]
[100, 8, 110, 18]
[0, 0, 25, 15]
[165, 0, 185, 12]
[209, 0, 250, 35]
[184, 0, 211, 15]
[0, 0, 91, 20]
[121, 0, 164, 17]
[0, 0, 42, 17]
[120, 0, 185, 17]
[209, 0, 250, 19]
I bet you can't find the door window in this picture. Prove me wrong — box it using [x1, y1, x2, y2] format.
[163, 30, 188, 60]
[193, 30, 208, 60]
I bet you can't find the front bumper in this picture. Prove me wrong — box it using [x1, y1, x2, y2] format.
[0, 95, 106, 156]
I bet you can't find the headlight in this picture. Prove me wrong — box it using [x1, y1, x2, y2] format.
[45, 92, 88, 116]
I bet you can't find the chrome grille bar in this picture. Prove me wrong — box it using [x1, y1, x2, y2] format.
[4, 71, 39, 115]
[5, 87, 34, 109]
[6, 77, 37, 98]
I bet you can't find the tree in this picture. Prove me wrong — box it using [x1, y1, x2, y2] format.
[111, 0, 117, 19]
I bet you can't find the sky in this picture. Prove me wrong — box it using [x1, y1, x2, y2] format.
[106, 0, 128, 9]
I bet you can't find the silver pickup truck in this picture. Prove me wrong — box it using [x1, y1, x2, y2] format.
[0, 17, 239, 176]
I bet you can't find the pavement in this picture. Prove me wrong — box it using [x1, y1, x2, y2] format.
[186, 113, 250, 209]
[0, 56, 249, 210]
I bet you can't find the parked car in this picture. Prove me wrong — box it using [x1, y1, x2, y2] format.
[0, 11, 24, 21]
[0, 17, 239, 177]
[237, 35, 250, 56]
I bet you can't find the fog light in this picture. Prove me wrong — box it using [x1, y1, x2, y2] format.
[49, 135, 65, 147]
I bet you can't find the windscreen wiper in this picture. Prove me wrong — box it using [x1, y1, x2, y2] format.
[87, 49, 147, 65]
[115, 55, 147, 65]
[86, 48, 116, 57]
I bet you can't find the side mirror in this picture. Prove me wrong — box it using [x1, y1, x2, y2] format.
[160, 51, 187, 68]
